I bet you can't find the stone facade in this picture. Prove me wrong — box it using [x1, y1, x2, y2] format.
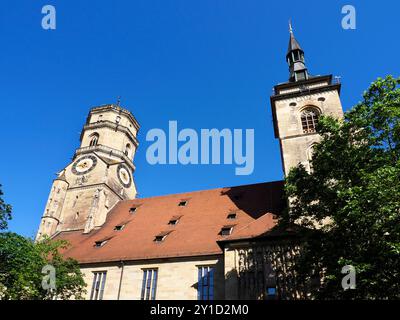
[77, 242, 307, 300]
[80, 255, 224, 300]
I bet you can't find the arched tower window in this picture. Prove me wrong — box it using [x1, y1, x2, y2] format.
[124, 143, 131, 157]
[301, 107, 320, 133]
[89, 133, 99, 146]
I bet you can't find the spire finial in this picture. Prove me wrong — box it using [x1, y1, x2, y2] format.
[289, 19, 293, 34]
[116, 96, 121, 106]
[286, 21, 309, 82]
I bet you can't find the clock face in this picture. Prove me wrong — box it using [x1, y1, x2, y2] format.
[117, 164, 132, 188]
[71, 155, 97, 175]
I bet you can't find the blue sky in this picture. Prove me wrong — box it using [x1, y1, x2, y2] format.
[1, 0, 399, 238]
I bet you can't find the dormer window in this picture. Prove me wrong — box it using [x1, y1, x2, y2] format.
[220, 226, 234, 236]
[94, 239, 108, 247]
[168, 216, 182, 226]
[129, 206, 138, 213]
[154, 231, 171, 242]
[114, 224, 125, 231]
[227, 212, 237, 220]
[178, 201, 187, 207]
[154, 235, 165, 242]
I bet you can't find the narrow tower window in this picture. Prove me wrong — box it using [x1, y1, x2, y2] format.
[124, 143, 131, 157]
[89, 132, 99, 146]
[301, 107, 320, 133]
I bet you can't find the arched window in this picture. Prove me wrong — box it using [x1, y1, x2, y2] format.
[89, 133, 99, 146]
[124, 143, 131, 157]
[301, 107, 320, 133]
[307, 144, 316, 162]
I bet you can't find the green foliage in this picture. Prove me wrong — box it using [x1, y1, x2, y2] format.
[0, 232, 86, 300]
[0, 185, 12, 230]
[284, 76, 400, 299]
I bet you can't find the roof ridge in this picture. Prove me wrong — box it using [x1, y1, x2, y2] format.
[229, 212, 272, 237]
[125, 180, 284, 202]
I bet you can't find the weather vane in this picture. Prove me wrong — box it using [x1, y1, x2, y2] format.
[289, 19, 293, 33]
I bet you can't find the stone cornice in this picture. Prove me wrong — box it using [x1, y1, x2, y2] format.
[270, 83, 341, 103]
[88, 104, 140, 132]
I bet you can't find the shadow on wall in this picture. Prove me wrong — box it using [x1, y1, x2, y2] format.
[220, 180, 286, 220]
[225, 268, 239, 300]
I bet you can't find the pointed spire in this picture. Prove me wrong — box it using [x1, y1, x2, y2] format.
[287, 21, 303, 56]
[285, 21, 309, 82]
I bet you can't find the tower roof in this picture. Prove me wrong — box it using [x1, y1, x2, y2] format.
[287, 29, 303, 56]
[285, 21, 309, 82]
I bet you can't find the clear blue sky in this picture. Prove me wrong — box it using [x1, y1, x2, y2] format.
[1, 0, 399, 238]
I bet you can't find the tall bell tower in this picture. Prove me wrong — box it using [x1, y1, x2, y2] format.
[270, 23, 344, 175]
[36, 103, 140, 239]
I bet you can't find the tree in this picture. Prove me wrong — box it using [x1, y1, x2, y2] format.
[283, 76, 400, 299]
[0, 184, 85, 299]
[0, 232, 86, 300]
[0, 184, 12, 230]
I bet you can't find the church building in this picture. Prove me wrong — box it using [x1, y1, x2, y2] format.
[36, 27, 344, 300]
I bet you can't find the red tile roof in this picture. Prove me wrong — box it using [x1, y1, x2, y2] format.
[54, 180, 285, 264]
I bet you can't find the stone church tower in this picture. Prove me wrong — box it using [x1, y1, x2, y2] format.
[36, 104, 140, 239]
[270, 24, 344, 175]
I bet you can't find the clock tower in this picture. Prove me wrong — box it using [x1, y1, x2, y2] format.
[270, 24, 344, 175]
[36, 103, 140, 239]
